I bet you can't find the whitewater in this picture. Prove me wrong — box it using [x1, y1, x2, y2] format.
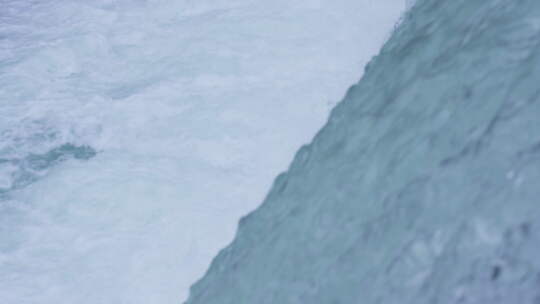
[0, 0, 405, 303]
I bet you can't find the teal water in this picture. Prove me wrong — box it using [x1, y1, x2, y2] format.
[187, 0, 540, 303]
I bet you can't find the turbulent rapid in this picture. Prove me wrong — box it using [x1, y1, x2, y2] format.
[0, 0, 405, 303]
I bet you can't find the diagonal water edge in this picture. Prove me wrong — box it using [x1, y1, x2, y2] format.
[0, 0, 407, 303]
[185, 0, 540, 303]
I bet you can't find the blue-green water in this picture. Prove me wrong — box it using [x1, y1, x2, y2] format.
[187, 0, 540, 303]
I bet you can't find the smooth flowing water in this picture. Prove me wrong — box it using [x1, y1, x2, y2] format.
[187, 0, 540, 303]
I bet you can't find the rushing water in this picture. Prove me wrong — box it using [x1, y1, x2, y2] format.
[186, 0, 540, 303]
[0, 0, 405, 303]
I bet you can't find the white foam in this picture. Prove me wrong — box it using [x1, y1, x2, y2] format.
[0, 0, 405, 302]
